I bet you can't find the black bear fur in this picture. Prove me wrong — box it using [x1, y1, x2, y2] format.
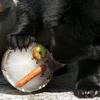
[0, 0, 16, 60]
[8, 0, 100, 98]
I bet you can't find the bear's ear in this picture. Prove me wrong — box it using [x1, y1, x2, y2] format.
[13, 0, 19, 5]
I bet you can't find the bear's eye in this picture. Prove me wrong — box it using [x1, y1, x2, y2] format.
[32, 44, 47, 61]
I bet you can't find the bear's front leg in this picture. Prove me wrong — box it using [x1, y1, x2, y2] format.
[8, 13, 35, 50]
[74, 59, 100, 98]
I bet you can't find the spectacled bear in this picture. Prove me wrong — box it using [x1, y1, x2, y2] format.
[7, 0, 100, 98]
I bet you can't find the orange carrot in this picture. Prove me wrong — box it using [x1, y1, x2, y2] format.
[16, 65, 46, 88]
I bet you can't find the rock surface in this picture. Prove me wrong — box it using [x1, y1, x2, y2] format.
[0, 64, 100, 100]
